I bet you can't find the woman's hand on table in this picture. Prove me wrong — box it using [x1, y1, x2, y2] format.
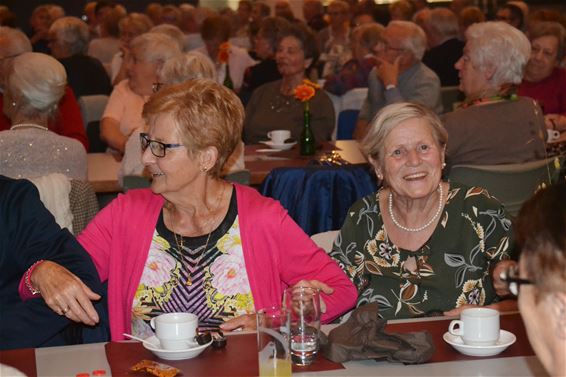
[292, 279, 334, 314]
[32, 261, 100, 326]
[220, 314, 257, 332]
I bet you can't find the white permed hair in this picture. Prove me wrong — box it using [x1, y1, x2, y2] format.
[8, 52, 66, 118]
[388, 20, 427, 61]
[465, 21, 531, 86]
[129, 32, 182, 66]
[49, 16, 90, 56]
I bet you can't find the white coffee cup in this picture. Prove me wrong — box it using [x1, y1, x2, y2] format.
[149, 312, 198, 350]
[267, 130, 291, 144]
[546, 129, 560, 143]
[449, 308, 500, 346]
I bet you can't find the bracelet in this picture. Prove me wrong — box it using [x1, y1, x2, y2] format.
[25, 260, 44, 295]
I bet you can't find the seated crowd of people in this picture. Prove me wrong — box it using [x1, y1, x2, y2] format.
[0, 1, 565, 375]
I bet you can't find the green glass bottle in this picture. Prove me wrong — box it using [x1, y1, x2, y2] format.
[223, 64, 234, 90]
[300, 102, 315, 156]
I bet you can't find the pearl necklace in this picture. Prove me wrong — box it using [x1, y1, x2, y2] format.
[10, 123, 49, 131]
[388, 184, 443, 233]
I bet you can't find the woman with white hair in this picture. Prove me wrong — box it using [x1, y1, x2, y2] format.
[100, 32, 181, 153]
[442, 21, 546, 170]
[0, 52, 86, 180]
[49, 16, 112, 98]
[0, 26, 89, 150]
[330, 102, 515, 320]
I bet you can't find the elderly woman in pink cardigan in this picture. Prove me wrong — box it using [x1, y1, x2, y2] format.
[23, 79, 356, 341]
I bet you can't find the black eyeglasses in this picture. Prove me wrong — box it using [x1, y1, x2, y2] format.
[500, 264, 533, 296]
[140, 133, 184, 158]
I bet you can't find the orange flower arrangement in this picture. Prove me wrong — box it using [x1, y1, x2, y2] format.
[218, 42, 230, 64]
[294, 79, 320, 102]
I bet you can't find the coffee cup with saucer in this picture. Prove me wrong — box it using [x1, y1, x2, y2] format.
[267, 130, 291, 144]
[443, 330, 516, 357]
[142, 335, 213, 361]
[150, 312, 198, 350]
[261, 140, 297, 151]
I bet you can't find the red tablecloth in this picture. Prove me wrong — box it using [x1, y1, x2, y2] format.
[0, 313, 534, 377]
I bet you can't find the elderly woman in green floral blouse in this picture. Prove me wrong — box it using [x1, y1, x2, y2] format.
[330, 102, 517, 320]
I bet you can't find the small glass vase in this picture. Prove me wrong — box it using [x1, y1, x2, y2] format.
[300, 102, 315, 156]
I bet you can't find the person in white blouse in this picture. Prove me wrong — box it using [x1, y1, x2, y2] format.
[193, 15, 256, 93]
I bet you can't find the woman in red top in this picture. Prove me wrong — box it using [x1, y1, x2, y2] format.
[518, 21, 566, 132]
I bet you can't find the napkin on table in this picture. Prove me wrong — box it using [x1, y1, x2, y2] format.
[321, 302, 435, 364]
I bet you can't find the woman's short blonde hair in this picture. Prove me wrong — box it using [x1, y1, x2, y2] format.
[362, 102, 448, 166]
[142, 79, 244, 177]
[159, 51, 216, 84]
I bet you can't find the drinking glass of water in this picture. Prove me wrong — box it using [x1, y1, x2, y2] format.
[284, 286, 321, 366]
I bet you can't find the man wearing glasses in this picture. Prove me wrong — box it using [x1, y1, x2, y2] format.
[354, 21, 442, 139]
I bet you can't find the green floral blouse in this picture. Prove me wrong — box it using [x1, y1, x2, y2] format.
[329, 183, 513, 320]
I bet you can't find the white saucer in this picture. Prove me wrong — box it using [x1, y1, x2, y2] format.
[142, 335, 212, 361]
[260, 140, 297, 151]
[443, 330, 516, 357]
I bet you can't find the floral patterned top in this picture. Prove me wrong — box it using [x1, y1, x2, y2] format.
[131, 189, 254, 338]
[329, 183, 513, 320]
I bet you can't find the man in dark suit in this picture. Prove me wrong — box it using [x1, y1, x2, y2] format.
[422, 8, 464, 86]
[0, 176, 108, 350]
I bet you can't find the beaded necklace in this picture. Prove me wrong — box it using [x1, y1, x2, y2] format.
[169, 184, 226, 286]
[459, 88, 518, 109]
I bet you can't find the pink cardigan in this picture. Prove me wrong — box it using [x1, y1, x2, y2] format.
[78, 184, 357, 340]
